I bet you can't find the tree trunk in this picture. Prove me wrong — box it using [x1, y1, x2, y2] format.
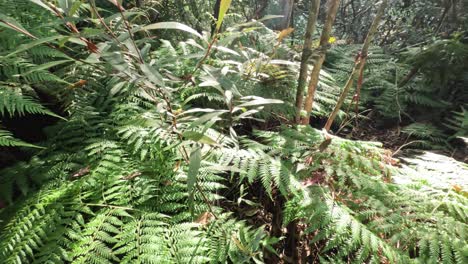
[324, 0, 388, 132]
[436, 0, 451, 33]
[450, 0, 459, 25]
[300, 0, 341, 125]
[251, 0, 269, 20]
[294, 0, 321, 123]
[275, 0, 295, 30]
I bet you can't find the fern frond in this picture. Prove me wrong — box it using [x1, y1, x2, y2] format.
[0, 129, 41, 148]
[0, 88, 61, 118]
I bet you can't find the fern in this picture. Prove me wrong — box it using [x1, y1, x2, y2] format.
[0, 88, 60, 118]
[402, 122, 449, 148]
[0, 129, 40, 148]
[0, 2, 466, 264]
[445, 107, 468, 138]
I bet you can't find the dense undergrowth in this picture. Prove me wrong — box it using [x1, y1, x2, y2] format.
[0, 0, 467, 263]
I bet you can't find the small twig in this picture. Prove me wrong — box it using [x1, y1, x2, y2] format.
[90, 0, 123, 45]
[0, 19, 98, 67]
[392, 140, 425, 157]
[336, 109, 371, 134]
[43, 1, 99, 53]
[0, 19, 37, 39]
[83, 203, 137, 211]
[191, 34, 219, 77]
[114, 2, 144, 63]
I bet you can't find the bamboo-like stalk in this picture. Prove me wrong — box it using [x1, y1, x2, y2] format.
[294, 0, 320, 124]
[324, 0, 388, 131]
[301, 0, 341, 125]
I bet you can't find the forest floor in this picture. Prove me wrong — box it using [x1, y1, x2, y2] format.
[344, 115, 468, 163]
[339, 118, 467, 194]
[397, 151, 468, 190]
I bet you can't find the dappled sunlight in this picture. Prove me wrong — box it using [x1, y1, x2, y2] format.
[1, 0, 466, 263]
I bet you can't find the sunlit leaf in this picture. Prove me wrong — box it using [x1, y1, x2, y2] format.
[183, 131, 219, 146]
[216, 0, 233, 31]
[189, 111, 225, 128]
[29, 0, 55, 13]
[142, 22, 203, 39]
[187, 147, 202, 215]
[140, 64, 164, 87]
[237, 98, 284, 108]
[58, 0, 75, 15]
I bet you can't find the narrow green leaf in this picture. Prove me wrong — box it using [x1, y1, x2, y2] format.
[101, 51, 129, 72]
[140, 43, 151, 59]
[58, 0, 74, 15]
[68, 0, 82, 16]
[29, 0, 55, 13]
[6, 35, 65, 58]
[257, 15, 284, 22]
[142, 22, 203, 39]
[214, 45, 240, 56]
[22, 60, 72, 76]
[110, 81, 128, 96]
[183, 131, 219, 146]
[188, 147, 202, 215]
[182, 108, 226, 115]
[189, 111, 225, 128]
[0, 13, 27, 32]
[216, 0, 233, 31]
[140, 64, 164, 87]
[237, 98, 284, 108]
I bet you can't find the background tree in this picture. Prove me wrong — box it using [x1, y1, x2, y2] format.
[324, 0, 388, 131]
[301, 0, 341, 124]
[295, 0, 320, 123]
[276, 0, 295, 30]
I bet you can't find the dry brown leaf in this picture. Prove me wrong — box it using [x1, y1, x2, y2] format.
[195, 212, 214, 226]
[277, 27, 294, 42]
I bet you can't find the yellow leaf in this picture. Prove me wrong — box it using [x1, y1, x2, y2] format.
[277, 27, 294, 42]
[216, 0, 233, 31]
[328, 36, 337, 44]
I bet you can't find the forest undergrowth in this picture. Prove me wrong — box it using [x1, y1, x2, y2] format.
[0, 0, 467, 263]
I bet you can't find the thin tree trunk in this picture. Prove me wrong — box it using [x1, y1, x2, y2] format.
[436, 0, 451, 33]
[300, 0, 341, 125]
[290, 4, 295, 45]
[324, 0, 388, 131]
[450, 0, 459, 25]
[211, 0, 222, 36]
[294, 0, 321, 123]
